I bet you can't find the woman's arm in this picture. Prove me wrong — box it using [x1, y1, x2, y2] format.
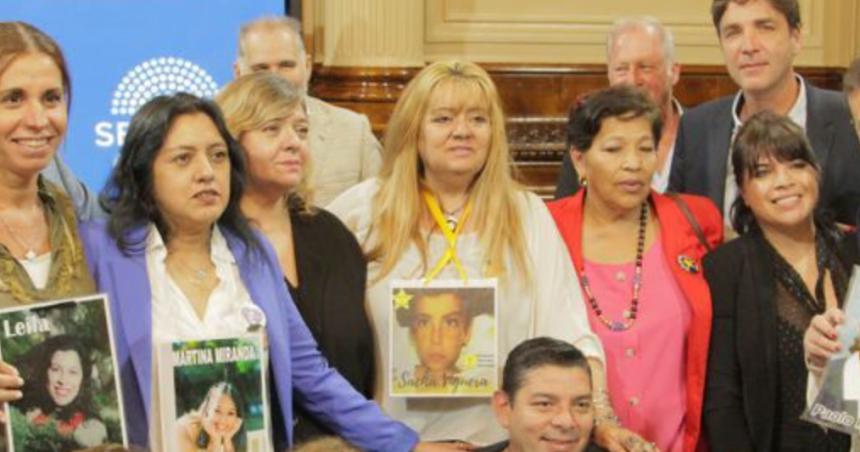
[702, 252, 756, 451]
[276, 275, 418, 452]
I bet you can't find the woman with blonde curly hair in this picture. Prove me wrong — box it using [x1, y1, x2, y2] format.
[329, 61, 641, 449]
[216, 73, 376, 446]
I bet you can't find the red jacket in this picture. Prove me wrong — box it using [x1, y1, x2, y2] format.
[547, 190, 723, 452]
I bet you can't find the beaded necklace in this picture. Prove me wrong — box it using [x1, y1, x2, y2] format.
[579, 202, 647, 332]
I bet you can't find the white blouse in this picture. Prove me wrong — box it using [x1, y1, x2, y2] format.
[18, 252, 52, 290]
[145, 225, 265, 451]
[328, 179, 603, 445]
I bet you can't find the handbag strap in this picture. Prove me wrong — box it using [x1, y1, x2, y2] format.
[666, 192, 712, 252]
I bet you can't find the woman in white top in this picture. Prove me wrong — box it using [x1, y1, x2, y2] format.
[328, 60, 642, 450]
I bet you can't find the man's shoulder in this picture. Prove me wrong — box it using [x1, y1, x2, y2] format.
[681, 94, 735, 124]
[805, 83, 852, 115]
[306, 95, 367, 124]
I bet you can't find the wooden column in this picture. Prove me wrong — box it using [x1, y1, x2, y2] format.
[316, 0, 424, 67]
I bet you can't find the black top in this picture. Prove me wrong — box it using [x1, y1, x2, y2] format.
[703, 228, 858, 452]
[765, 234, 850, 451]
[271, 207, 374, 446]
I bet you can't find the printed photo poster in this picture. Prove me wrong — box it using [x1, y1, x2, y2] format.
[389, 279, 498, 397]
[157, 334, 269, 452]
[804, 266, 860, 434]
[0, 294, 126, 451]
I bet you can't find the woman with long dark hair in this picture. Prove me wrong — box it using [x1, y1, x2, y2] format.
[17, 335, 106, 450]
[80, 92, 444, 451]
[176, 381, 246, 452]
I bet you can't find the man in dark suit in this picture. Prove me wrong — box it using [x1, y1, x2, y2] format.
[555, 16, 681, 198]
[669, 0, 860, 226]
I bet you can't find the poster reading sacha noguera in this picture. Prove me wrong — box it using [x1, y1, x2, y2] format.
[389, 279, 498, 397]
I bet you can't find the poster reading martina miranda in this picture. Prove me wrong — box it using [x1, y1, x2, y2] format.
[389, 279, 497, 397]
[157, 335, 269, 452]
[804, 266, 860, 434]
[0, 295, 126, 451]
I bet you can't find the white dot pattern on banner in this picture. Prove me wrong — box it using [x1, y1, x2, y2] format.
[109, 57, 219, 116]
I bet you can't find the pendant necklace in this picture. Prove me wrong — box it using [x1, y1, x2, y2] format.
[441, 198, 469, 232]
[0, 211, 44, 262]
[579, 202, 648, 332]
[170, 256, 213, 287]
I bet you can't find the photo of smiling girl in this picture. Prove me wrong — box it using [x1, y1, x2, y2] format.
[17, 335, 108, 451]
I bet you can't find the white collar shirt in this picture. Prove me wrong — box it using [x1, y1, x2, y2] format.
[144, 224, 263, 450]
[723, 74, 808, 231]
[652, 98, 684, 193]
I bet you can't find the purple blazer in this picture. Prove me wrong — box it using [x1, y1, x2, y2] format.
[78, 220, 418, 451]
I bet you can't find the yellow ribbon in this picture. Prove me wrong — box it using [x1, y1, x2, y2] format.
[422, 190, 473, 283]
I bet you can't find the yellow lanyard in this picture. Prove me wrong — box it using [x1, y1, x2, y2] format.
[422, 190, 473, 283]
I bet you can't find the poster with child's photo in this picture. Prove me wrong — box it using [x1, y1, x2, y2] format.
[0, 294, 126, 452]
[157, 334, 269, 452]
[804, 266, 860, 434]
[389, 279, 497, 397]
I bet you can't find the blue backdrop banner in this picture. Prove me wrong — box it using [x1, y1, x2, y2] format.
[2, 0, 285, 191]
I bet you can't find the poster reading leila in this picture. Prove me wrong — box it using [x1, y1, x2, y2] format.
[389, 279, 497, 397]
[0, 295, 127, 451]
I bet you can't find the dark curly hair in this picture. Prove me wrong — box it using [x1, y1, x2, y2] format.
[567, 85, 662, 153]
[99, 93, 259, 254]
[17, 335, 98, 423]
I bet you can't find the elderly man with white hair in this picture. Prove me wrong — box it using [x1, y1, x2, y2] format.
[555, 16, 682, 197]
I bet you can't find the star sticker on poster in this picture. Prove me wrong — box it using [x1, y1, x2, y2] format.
[393, 289, 413, 310]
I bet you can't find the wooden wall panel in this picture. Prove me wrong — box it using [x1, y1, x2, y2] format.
[311, 63, 844, 196]
[421, 0, 856, 67]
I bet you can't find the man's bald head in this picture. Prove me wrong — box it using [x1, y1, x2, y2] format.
[234, 16, 311, 92]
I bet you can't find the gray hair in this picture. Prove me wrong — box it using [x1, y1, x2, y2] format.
[237, 15, 306, 60]
[606, 16, 676, 70]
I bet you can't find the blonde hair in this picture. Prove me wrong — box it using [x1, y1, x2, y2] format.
[369, 60, 530, 284]
[215, 72, 315, 213]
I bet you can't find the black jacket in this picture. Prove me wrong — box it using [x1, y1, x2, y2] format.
[702, 231, 859, 451]
[275, 207, 375, 444]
